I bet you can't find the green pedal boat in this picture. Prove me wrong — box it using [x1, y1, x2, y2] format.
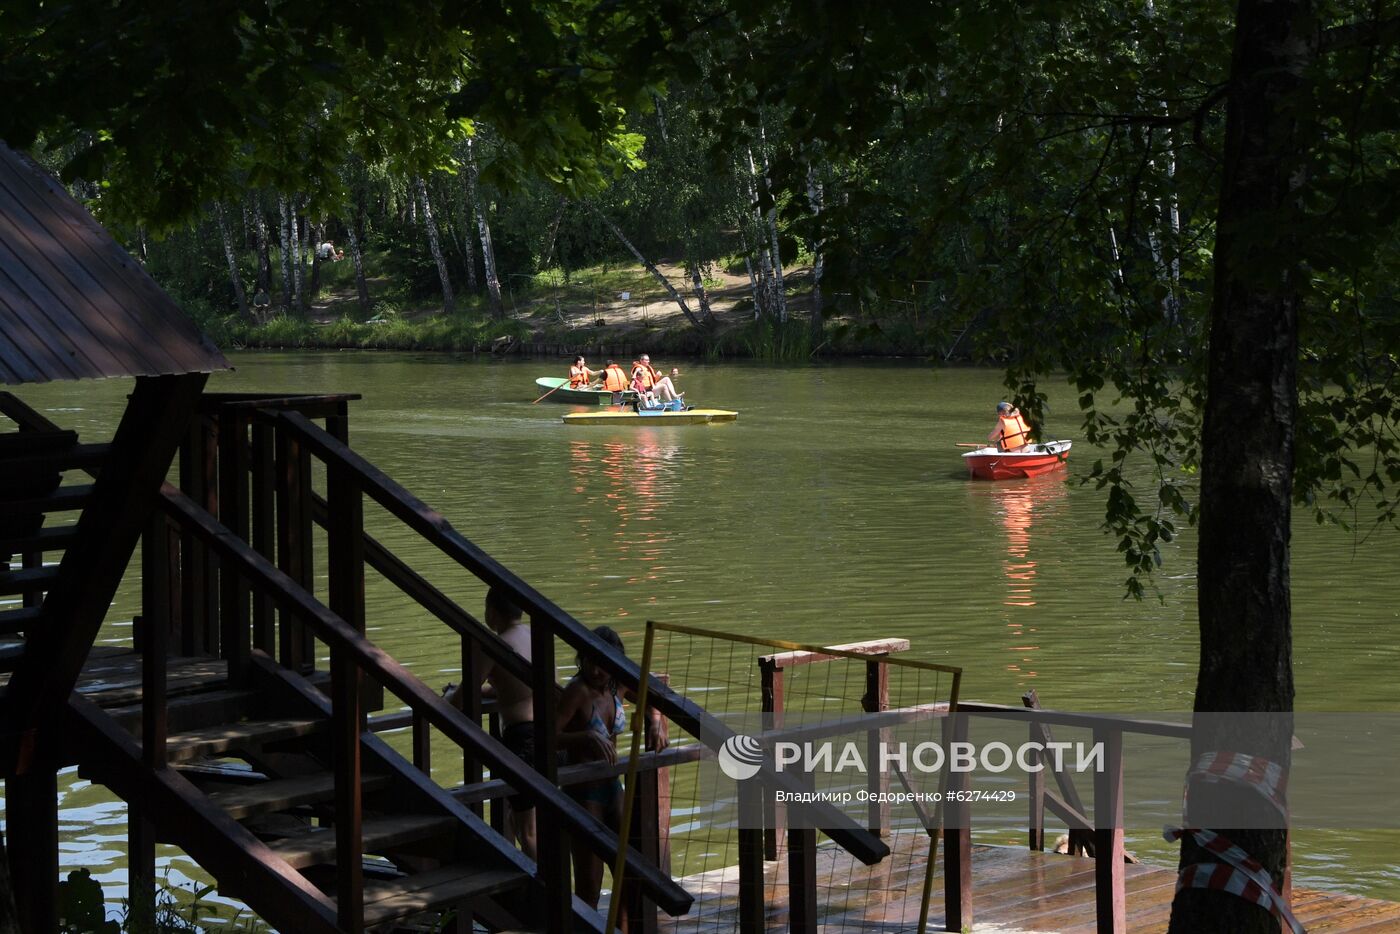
[534, 376, 636, 405]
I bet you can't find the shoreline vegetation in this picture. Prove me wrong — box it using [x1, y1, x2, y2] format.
[183, 256, 974, 364]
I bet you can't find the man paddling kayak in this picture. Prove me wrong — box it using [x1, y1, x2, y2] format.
[989, 401, 1033, 452]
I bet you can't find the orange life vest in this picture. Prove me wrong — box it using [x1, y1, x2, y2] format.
[602, 365, 629, 392]
[632, 362, 660, 389]
[997, 412, 1032, 451]
[569, 365, 591, 388]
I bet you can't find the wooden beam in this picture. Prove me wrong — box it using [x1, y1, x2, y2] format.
[1093, 727, 1126, 933]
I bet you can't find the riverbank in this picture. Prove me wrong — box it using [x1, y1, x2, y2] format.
[193, 259, 967, 362]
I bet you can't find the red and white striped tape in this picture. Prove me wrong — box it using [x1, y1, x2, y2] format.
[1163, 827, 1304, 934]
[1167, 751, 1302, 932]
[1187, 751, 1288, 820]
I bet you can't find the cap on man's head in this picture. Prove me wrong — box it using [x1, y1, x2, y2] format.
[997, 401, 1013, 413]
[641, 354, 650, 361]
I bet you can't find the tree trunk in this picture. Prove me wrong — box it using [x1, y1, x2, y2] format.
[343, 220, 371, 313]
[594, 208, 709, 332]
[289, 198, 303, 312]
[415, 176, 455, 314]
[1167, 2, 1315, 931]
[252, 199, 272, 293]
[454, 175, 479, 292]
[540, 195, 567, 270]
[277, 195, 293, 309]
[466, 139, 504, 317]
[687, 261, 717, 327]
[308, 219, 324, 301]
[744, 148, 778, 319]
[807, 163, 825, 346]
[214, 202, 250, 320]
[752, 120, 788, 322]
[743, 255, 762, 320]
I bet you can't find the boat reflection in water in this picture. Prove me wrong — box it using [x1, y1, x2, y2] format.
[568, 437, 681, 614]
[968, 474, 1070, 680]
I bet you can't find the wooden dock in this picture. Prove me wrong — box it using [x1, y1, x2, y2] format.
[653, 834, 1400, 933]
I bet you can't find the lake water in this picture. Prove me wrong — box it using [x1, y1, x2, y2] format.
[9, 351, 1399, 911]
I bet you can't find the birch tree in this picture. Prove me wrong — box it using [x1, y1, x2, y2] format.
[415, 176, 455, 313]
[213, 201, 250, 319]
[465, 137, 504, 317]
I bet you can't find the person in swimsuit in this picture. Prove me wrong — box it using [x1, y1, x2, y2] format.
[444, 588, 536, 860]
[556, 625, 668, 917]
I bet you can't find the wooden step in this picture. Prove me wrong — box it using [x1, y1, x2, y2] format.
[104, 687, 261, 735]
[0, 442, 108, 478]
[1, 484, 95, 515]
[0, 606, 41, 635]
[164, 718, 325, 764]
[0, 525, 79, 554]
[0, 429, 78, 456]
[208, 772, 393, 821]
[357, 863, 528, 928]
[0, 566, 59, 597]
[267, 814, 457, 870]
[0, 642, 25, 673]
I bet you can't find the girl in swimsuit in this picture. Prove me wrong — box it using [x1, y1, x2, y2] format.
[557, 625, 668, 920]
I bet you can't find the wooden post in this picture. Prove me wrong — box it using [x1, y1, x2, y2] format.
[462, 635, 484, 817]
[250, 421, 277, 653]
[1092, 726, 1125, 934]
[331, 644, 364, 933]
[1028, 721, 1045, 851]
[275, 429, 312, 671]
[178, 418, 208, 656]
[412, 709, 432, 777]
[736, 779, 766, 934]
[626, 765, 671, 934]
[943, 714, 972, 932]
[132, 516, 169, 930]
[529, 620, 570, 931]
[862, 657, 890, 836]
[9, 767, 58, 934]
[760, 658, 784, 861]
[198, 416, 220, 654]
[787, 769, 818, 934]
[218, 409, 251, 685]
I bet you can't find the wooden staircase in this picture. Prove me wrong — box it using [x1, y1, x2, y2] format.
[70, 656, 551, 932]
[2, 390, 883, 933]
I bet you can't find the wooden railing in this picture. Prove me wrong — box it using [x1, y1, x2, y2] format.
[948, 702, 1195, 934]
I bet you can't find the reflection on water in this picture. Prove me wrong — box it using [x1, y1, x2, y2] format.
[967, 474, 1070, 680]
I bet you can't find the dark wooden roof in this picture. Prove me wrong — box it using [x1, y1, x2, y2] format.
[0, 143, 229, 384]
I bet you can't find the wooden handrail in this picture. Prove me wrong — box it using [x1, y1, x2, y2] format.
[157, 482, 693, 916]
[453, 745, 707, 805]
[307, 492, 534, 688]
[268, 409, 889, 866]
[954, 702, 1193, 739]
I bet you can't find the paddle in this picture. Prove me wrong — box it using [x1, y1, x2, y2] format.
[531, 381, 567, 404]
[955, 442, 985, 448]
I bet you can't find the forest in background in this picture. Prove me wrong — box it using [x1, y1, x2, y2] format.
[26, 7, 1239, 364]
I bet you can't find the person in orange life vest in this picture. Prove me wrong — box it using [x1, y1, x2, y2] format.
[569, 355, 600, 389]
[600, 360, 631, 404]
[989, 401, 1033, 452]
[631, 354, 682, 403]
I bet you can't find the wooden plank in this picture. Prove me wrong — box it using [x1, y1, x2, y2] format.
[0, 483, 93, 515]
[0, 429, 76, 454]
[218, 408, 252, 685]
[208, 772, 391, 821]
[757, 638, 911, 669]
[0, 441, 108, 478]
[0, 524, 78, 554]
[163, 717, 325, 763]
[0, 565, 58, 596]
[266, 814, 456, 870]
[358, 864, 525, 928]
[942, 716, 972, 931]
[960, 701, 1194, 740]
[8, 765, 58, 932]
[0, 606, 40, 635]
